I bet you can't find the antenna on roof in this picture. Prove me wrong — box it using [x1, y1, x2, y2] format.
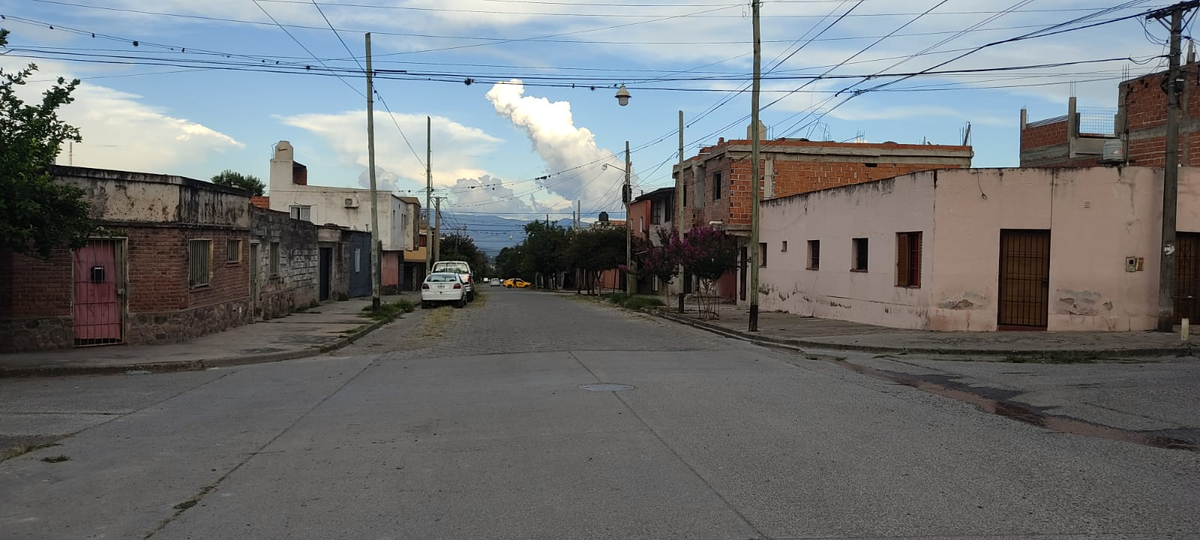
[961, 122, 972, 146]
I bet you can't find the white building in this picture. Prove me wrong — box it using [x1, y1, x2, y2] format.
[267, 140, 412, 252]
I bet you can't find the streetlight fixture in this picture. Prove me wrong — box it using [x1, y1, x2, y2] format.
[615, 84, 631, 106]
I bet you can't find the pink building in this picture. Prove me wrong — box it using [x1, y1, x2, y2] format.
[757, 167, 1200, 331]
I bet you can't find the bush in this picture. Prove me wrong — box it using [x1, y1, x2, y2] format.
[360, 300, 411, 321]
[606, 292, 631, 304]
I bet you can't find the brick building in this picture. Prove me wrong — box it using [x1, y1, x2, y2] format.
[1020, 61, 1200, 168]
[672, 130, 973, 300]
[1, 166, 252, 353]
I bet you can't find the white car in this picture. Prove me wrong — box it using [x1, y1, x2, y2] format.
[421, 272, 467, 308]
[490, 277, 501, 286]
[431, 261, 474, 301]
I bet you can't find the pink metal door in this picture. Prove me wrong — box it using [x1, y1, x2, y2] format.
[73, 240, 122, 345]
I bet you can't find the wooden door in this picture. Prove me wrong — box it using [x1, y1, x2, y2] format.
[998, 230, 1051, 329]
[73, 239, 123, 345]
[1175, 233, 1200, 323]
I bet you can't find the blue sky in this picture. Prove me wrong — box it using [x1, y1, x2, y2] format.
[0, 0, 1186, 241]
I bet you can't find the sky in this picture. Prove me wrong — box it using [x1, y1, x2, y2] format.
[0, 0, 1189, 244]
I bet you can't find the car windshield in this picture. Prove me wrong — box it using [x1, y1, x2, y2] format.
[433, 262, 469, 273]
[426, 273, 458, 283]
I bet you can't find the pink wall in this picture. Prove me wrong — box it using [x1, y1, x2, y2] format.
[382, 251, 399, 287]
[757, 173, 937, 328]
[757, 167, 1200, 332]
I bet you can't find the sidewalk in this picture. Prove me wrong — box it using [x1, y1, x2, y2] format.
[0, 294, 418, 377]
[655, 302, 1197, 358]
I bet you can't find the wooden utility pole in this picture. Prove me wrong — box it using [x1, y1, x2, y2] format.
[1151, 1, 1198, 331]
[625, 140, 635, 296]
[677, 110, 686, 313]
[748, 0, 762, 332]
[425, 116, 432, 279]
[365, 33, 381, 310]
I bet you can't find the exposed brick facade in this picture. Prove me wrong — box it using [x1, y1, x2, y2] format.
[0, 167, 253, 352]
[1021, 62, 1200, 168]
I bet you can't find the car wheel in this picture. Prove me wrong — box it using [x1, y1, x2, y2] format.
[421, 301, 430, 309]
[456, 296, 465, 308]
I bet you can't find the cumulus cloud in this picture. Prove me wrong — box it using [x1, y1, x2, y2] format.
[281, 110, 499, 192]
[486, 80, 628, 210]
[450, 174, 563, 215]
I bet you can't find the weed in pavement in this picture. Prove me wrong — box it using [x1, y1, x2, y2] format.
[41, 455, 70, 463]
[2, 442, 60, 462]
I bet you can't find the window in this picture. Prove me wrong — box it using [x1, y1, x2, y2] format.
[759, 242, 768, 267]
[419, 234, 428, 248]
[712, 171, 722, 201]
[226, 239, 242, 263]
[354, 248, 361, 274]
[807, 240, 820, 270]
[781, 241, 788, 253]
[852, 238, 869, 272]
[270, 242, 280, 277]
[189, 239, 212, 288]
[896, 232, 922, 288]
[289, 205, 311, 221]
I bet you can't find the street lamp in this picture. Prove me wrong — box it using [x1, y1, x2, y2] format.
[615, 84, 631, 106]
[602, 148, 635, 296]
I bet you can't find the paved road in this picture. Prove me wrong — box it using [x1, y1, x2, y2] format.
[1, 288, 1197, 539]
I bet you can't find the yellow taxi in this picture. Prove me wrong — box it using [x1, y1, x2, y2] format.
[503, 278, 532, 289]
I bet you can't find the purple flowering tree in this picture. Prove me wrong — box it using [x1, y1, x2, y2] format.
[631, 228, 682, 297]
[677, 226, 738, 319]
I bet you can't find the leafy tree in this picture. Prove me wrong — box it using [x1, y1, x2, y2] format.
[567, 226, 626, 294]
[494, 245, 525, 279]
[632, 227, 682, 296]
[677, 226, 738, 318]
[0, 29, 94, 259]
[210, 169, 265, 196]
[439, 233, 487, 277]
[522, 220, 569, 288]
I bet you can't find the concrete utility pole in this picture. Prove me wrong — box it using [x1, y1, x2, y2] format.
[748, 0, 762, 332]
[425, 116, 432, 279]
[365, 33, 381, 310]
[433, 196, 444, 264]
[625, 140, 635, 296]
[1151, 1, 1198, 331]
[677, 110, 686, 313]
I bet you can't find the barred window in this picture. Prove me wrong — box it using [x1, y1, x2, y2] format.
[189, 240, 212, 288]
[226, 239, 242, 263]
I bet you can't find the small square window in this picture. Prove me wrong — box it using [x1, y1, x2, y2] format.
[226, 239, 242, 263]
[712, 172, 722, 201]
[289, 205, 311, 221]
[807, 240, 820, 270]
[852, 238, 869, 272]
[189, 239, 212, 288]
[781, 241, 788, 253]
[759, 242, 767, 267]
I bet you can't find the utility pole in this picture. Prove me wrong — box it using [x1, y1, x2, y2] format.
[1151, 1, 1198, 331]
[365, 33, 381, 311]
[677, 110, 686, 313]
[625, 140, 635, 296]
[425, 116, 432, 279]
[433, 196, 444, 264]
[748, 0, 762, 332]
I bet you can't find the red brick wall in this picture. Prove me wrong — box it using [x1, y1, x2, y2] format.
[1020, 120, 1068, 152]
[127, 228, 249, 313]
[1120, 65, 1200, 167]
[2, 248, 73, 318]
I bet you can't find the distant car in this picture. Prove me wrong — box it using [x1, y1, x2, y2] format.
[490, 277, 501, 286]
[421, 272, 467, 308]
[432, 261, 473, 301]
[504, 278, 531, 289]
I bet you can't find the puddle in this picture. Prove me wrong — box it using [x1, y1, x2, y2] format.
[810, 356, 1198, 453]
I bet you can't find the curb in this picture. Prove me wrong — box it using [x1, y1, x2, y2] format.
[0, 312, 402, 379]
[653, 310, 1196, 359]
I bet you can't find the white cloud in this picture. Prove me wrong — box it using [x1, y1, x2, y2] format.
[279, 110, 500, 191]
[486, 80, 627, 209]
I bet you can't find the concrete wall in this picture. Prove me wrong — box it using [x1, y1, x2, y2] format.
[267, 141, 408, 251]
[758, 174, 937, 328]
[250, 207, 318, 320]
[757, 166, 1200, 332]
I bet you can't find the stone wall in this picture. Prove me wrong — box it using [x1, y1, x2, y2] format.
[251, 207, 318, 319]
[127, 298, 252, 345]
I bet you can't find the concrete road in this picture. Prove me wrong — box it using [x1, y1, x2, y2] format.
[1, 288, 1197, 539]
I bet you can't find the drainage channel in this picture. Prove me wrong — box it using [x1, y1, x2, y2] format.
[805, 355, 1198, 453]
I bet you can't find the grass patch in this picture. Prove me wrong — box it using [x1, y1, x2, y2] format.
[360, 299, 415, 321]
[2, 442, 60, 461]
[40, 455, 70, 463]
[623, 296, 665, 310]
[421, 307, 453, 338]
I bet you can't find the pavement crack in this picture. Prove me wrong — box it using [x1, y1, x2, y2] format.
[142, 359, 377, 538]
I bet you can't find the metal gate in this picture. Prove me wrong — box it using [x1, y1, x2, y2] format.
[72, 239, 124, 346]
[997, 229, 1051, 329]
[1175, 233, 1200, 324]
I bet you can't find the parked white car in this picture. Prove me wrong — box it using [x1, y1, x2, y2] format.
[421, 272, 467, 308]
[431, 261, 474, 301]
[490, 277, 501, 286]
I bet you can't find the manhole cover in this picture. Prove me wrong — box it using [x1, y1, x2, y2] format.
[579, 383, 635, 392]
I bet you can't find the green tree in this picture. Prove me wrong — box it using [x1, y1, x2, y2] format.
[567, 226, 626, 294]
[522, 220, 569, 288]
[210, 169, 265, 196]
[439, 233, 487, 276]
[0, 29, 94, 259]
[678, 226, 738, 319]
[494, 245, 525, 279]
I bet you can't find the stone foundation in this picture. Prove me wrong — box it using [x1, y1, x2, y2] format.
[127, 299, 253, 345]
[0, 317, 74, 353]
